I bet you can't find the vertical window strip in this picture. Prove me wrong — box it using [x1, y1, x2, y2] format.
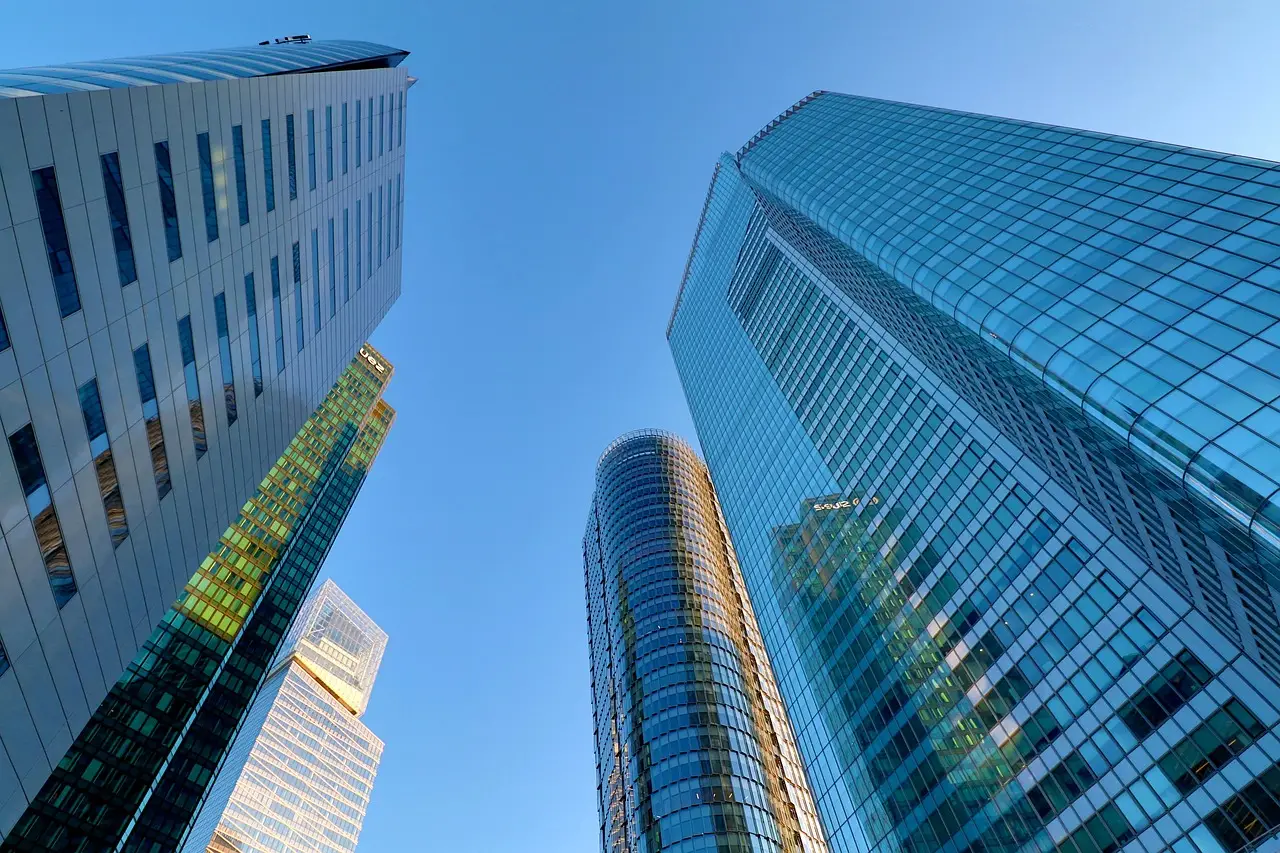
[177, 316, 207, 458]
[286, 113, 297, 201]
[396, 174, 403, 250]
[325, 105, 334, 183]
[232, 124, 250, 226]
[270, 256, 285, 373]
[213, 293, 237, 426]
[367, 97, 374, 162]
[133, 343, 172, 499]
[77, 379, 128, 543]
[261, 118, 275, 213]
[378, 94, 385, 157]
[367, 191, 374, 280]
[343, 208, 350, 303]
[0, 308, 10, 352]
[292, 242, 304, 352]
[100, 152, 138, 286]
[377, 185, 384, 268]
[341, 103, 348, 175]
[306, 109, 317, 191]
[386, 180, 392, 262]
[311, 229, 321, 332]
[244, 273, 263, 396]
[355, 200, 362, 289]
[155, 141, 182, 261]
[398, 90, 405, 147]
[197, 132, 218, 243]
[328, 218, 336, 318]
[355, 99, 362, 168]
[8, 423, 76, 606]
[31, 166, 81, 316]
[0, 640, 8, 678]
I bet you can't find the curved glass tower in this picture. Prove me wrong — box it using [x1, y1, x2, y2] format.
[583, 430, 828, 853]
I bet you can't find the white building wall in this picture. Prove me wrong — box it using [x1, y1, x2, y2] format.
[0, 61, 408, 834]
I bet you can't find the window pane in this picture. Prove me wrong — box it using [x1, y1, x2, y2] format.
[355, 99, 362, 168]
[155, 141, 183, 261]
[9, 423, 78, 607]
[292, 241, 303, 351]
[325, 105, 333, 183]
[244, 273, 263, 396]
[311, 229, 321, 332]
[78, 379, 128, 545]
[214, 293, 237, 426]
[133, 343, 171, 498]
[100, 152, 137, 286]
[341, 102, 348, 175]
[306, 108, 316, 192]
[328, 218, 336, 319]
[177, 316, 206, 457]
[197, 131, 218, 242]
[343, 208, 350, 303]
[286, 113, 297, 201]
[31, 166, 81, 316]
[271, 256, 285, 373]
[232, 124, 249, 226]
[378, 94, 385, 156]
[261, 118, 275, 213]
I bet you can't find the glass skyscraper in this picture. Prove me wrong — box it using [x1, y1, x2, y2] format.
[0, 38, 407, 840]
[584, 430, 828, 853]
[669, 92, 1280, 853]
[182, 579, 387, 853]
[2, 344, 394, 851]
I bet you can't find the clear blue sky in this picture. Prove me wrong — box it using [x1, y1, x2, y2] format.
[5, 1, 1280, 850]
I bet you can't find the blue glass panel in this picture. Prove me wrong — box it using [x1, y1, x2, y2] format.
[31, 167, 80, 316]
[261, 118, 275, 213]
[232, 124, 249, 226]
[154, 141, 182, 261]
[100, 152, 137, 286]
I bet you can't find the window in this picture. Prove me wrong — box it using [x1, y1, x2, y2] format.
[213, 293, 236, 426]
[355, 99, 362, 169]
[328, 218, 336, 318]
[78, 379, 129, 546]
[378, 94, 385, 156]
[325, 105, 333, 183]
[311, 229, 321, 332]
[396, 174, 403, 250]
[261, 118, 275, 213]
[386, 179, 392, 261]
[154, 141, 183, 261]
[0, 640, 8, 679]
[306, 109, 316, 192]
[367, 97, 374, 161]
[1158, 699, 1266, 794]
[31, 167, 81, 316]
[100, 152, 137, 286]
[9, 423, 76, 606]
[286, 113, 297, 201]
[341, 103, 348, 175]
[176, 316, 206, 458]
[1118, 650, 1214, 739]
[244, 273, 263, 396]
[132, 344, 171, 499]
[1204, 762, 1280, 852]
[270, 256, 285, 373]
[232, 124, 249, 226]
[293, 241, 304, 351]
[0, 308, 9, 352]
[377, 184, 384, 268]
[367, 191, 373, 280]
[196, 132, 218, 242]
[398, 90, 405, 147]
[355, 200, 362, 289]
[343, 208, 350, 303]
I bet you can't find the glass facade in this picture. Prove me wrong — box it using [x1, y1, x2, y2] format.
[668, 93, 1280, 853]
[2, 346, 395, 851]
[182, 580, 387, 853]
[584, 430, 828, 853]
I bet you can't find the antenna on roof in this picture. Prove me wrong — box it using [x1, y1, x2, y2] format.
[261, 34, 313, 46]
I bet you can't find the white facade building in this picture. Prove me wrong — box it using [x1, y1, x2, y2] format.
[185, 579, 388, 853]
[0, 38, 408, 833]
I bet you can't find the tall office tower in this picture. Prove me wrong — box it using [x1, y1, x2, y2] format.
[183, 579, 387, 853]
[2, 344, 394, 851]
[584, 430, 828, 853]
[669, 92, 1280, 853]
[0, 38, 408, 840]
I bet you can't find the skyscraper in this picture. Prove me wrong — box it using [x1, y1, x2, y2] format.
[183, 579, 387, 853]
[584, 430, 828, 853]
[669, 93, 1280, 853]
[2, 344, 394, 851]
[0, 38, 408, 838]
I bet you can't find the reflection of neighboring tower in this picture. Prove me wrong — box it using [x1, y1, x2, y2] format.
[183, 580, 388, 853]
[584, 430, 829, 853]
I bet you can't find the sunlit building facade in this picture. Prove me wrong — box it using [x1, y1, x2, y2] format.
[2, 345, 394, 851]
[669, 93, 1280, 852]
[0, 37, 409, 838]
[584, 430, 828, 853]
[182, 579, 387, 853]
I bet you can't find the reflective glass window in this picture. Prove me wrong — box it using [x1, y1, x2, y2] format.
[293, 241, 304, 351]
[270, 255, 285, 373]
[286, 113, 297, 201]
[341, 102, 348, 175]
[244, 273, 263, 396]
[306, 108, 316, 191]
[31, 166, 81, 316]
[177, 316, 206, 458]
[343, 208, 350, 303]
[78, 378, 129, 545]
[8, 423, 76, 606]
[213, 293, 236, 426]
[196, 131, 218, 242]
[325, 105, 333, 183]
[100, 152, 137, 286]
[311, 228, 321, 331]
[132, 343, 171, 499]
[232, 124, 249, 226]
[154, 141, 182, 261]
[261, 118, 275, 213]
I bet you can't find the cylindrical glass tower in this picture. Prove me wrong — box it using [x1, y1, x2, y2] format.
[584, 430, 828, 853]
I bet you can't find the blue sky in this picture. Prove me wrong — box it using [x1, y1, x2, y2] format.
[6, 1, 1280, 850]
